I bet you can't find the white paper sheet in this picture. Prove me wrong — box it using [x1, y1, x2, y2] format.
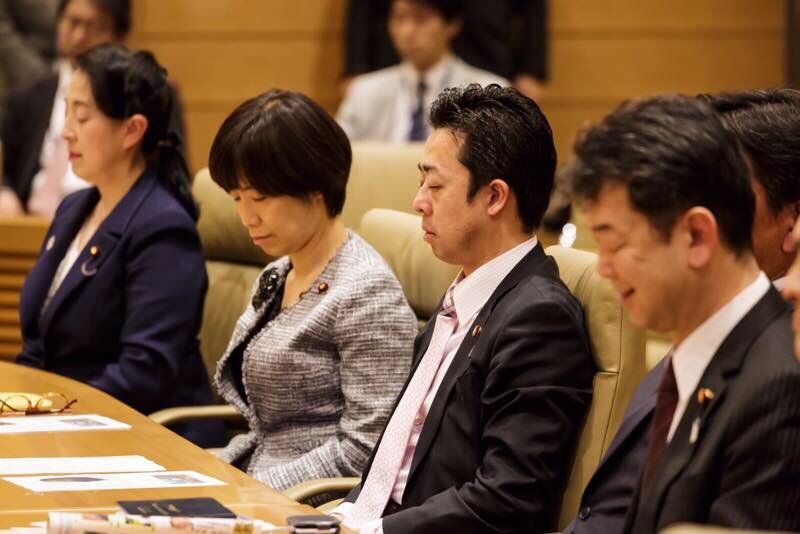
[3, 471, 226, 492]
[0, 456, 164, 475]
[0, 414, 130, 434]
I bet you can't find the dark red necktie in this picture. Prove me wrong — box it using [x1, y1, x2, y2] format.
[641, 359, 679, 489]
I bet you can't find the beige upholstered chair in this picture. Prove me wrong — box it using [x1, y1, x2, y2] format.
[341, 142, 424, 228]
[150, 169, 266, 423]
[285, 209, 648, 529]
[547, 244, 647, 528]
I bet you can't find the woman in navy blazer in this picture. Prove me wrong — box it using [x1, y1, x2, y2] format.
[16, 44, 218, 446]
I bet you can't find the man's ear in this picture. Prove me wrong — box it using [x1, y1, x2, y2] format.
[123, 114, 148, 151]
[683, 207, 719, 269]
[445, 17, 463, 40]
[781, 201, 800, 253]
[485, 178, 510, 217]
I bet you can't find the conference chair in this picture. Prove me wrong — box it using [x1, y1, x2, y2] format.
[284, 209, 648, 529]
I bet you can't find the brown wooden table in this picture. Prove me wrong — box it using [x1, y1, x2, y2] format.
[0, 362, 351, 531]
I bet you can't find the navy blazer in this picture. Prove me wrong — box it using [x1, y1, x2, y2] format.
[564, 358, 666, 534]
[16, 170, 218, 446]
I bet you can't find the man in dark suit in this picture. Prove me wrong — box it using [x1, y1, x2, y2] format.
[0, 0, 184, 217]
[564, 88, 800, 534]
[335, 84, 594, 533]
[571, 94, 800, 533]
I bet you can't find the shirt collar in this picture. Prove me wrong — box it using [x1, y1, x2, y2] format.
[773, 275, 787, 291]
[451, 236, 537, 323]
[56, 60, 73, 95]
[671, 271, 770, 404]
[400, 53, 455, 91]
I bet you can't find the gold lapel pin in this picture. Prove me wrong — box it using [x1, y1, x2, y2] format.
[46, 235, 56, 251]
[471, 325, 482, 338]
[697, 388, 715, 405]
[89, 245, 99, 257]
[318, 282, 329, 293]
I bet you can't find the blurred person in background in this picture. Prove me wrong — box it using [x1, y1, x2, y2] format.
[0, 0, 185, 218]
[0, 0, 59, 121]
[337, 0, 508, 142]
[342, 0, 546, 100]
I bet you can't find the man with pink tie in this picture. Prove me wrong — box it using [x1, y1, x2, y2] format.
[334, 83, 594, 533]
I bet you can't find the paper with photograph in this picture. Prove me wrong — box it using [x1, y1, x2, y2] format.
[0, 414, 130, 434]
[3, 471, 225, 492]
[0, 456, 164, 475]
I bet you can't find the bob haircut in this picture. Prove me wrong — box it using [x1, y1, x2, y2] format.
[209, 90, 352, 218]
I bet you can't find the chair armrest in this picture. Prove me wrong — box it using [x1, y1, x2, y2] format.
[282, 477, 361, 503]
[148, 404, 243, 426]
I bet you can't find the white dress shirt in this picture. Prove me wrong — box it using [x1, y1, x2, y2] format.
[339, 237, 537, 533]
[29, 60, 88, 202]
[667, 271, 770, 442]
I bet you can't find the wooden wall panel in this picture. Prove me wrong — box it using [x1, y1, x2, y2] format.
[139, 39, 342, 106]
[546, 37, 784, 101]
[132, 0, 346, 35]
[551, 0, 783, 32]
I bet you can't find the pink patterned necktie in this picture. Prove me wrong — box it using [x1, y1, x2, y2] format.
[28, 136, 69, 217]
[347, 282, 459, 526]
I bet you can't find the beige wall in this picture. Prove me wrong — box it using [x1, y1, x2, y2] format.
[129, 0, 785, 173]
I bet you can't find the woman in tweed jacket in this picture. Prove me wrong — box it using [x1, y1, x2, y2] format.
[207, 90, 417, 491]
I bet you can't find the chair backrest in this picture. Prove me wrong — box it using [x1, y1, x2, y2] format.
[359, 209, 647, 529]
[341, 142, 424, 228]
[193, 170, 265, 386]
[545, 245, 647, 528]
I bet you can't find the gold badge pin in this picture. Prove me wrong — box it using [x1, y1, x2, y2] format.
[697, 388, 715, 405]
[318, 282, 329, 293]
[472, 325, 482, 338]
[89, 245, 99, 256]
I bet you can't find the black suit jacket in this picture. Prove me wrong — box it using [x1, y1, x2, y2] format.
[1, 73, 56, 206]
[1, 73, 187, 209]
[564, 359, 666, 534]
[625, 288, 800, 533]
[15, 170, 219, 446]
[345, 244, 595, 533]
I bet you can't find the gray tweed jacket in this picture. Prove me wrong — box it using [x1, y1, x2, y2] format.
[215, 232, 417, 491]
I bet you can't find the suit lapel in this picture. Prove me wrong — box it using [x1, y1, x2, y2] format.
[405, 244, 553, 483]
[38, 171, 157, 335]
[23, 189, 98, 329]
[638, 288, 787, 532]
[601, 375, 661, 464]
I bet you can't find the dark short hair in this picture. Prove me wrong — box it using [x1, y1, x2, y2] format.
[429, 83, 556, 232]
[76, 44, 196, 219]
[58, 0, 131, 37]
[569, 94, 754, 255]
[209, 90, 352, 218]
[394, 0, 465, 21]
[700, 89, 800, 215]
